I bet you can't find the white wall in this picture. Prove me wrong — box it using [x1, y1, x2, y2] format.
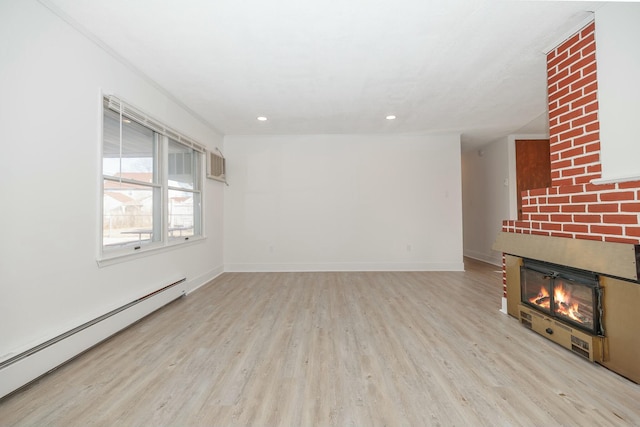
[0, 0, 224, 362]
[461, 138, 511, 266]
[461, 134, 548, 266]
[224, 134, 464, 271]
[594, 3, 640, 183]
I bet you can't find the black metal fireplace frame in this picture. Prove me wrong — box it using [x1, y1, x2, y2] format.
[521, 259, 604, 336]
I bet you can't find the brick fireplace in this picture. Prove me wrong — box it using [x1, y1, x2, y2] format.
[503, 21, 640, 245]
[494, 21, 640, 383]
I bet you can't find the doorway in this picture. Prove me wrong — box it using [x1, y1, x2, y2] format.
[515, 139, 551, 220]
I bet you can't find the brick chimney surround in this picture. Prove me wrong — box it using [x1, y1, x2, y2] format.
[500, 21, 640, 297]
[493, 22, 640, 384]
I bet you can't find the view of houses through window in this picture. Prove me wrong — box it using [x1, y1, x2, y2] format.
[101, 99, 202, 255]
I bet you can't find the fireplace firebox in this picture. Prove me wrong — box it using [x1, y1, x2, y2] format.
[518, 259, 605, 361]
[520, 259, 603, 336]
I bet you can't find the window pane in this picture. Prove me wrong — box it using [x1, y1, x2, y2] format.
[103, 108, 157, 183]
[103, 179, 159, 248]
[168, 189, 196, 239]
[168, 139, 195, 189]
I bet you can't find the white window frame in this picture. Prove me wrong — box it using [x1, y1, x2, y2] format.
[99, 95, 206, 264]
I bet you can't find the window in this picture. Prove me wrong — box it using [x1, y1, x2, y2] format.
[167, 139, 201, 241]
[101, 96, 205, 258]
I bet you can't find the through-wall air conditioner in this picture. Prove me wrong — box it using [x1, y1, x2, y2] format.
[207, 149, 226, 183]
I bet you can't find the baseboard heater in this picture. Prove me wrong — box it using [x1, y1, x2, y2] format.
[0, 278, 186, 400]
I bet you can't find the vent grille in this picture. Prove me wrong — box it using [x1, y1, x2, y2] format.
[571, 345, 590, 359]
[520, 310, 532, 329]
[207, 151, 226, 182]
[571, 335, 590, 351]
[570, 335, 590, 359]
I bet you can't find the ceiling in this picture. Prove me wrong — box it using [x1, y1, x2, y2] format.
[43, 0, 604, 149]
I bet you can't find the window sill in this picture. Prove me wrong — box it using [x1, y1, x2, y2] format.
[591, 173, 640, 185]
[97, 236, 205, 268]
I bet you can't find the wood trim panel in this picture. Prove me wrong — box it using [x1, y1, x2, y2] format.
[505, 255, 522, 317]
[493, 232, 640, 281]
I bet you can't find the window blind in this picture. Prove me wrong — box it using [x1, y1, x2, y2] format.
[105, 95, 206, 153]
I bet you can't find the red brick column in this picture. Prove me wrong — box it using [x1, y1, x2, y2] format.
[548, 22, 601, 187]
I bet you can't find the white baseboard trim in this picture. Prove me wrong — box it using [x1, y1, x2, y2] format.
[224, 261, 465, 272]
[187, 264, 224, 294]
[463, 250, 502, 267]
[0, 279, 186, 400]
[500, 297, 508, 315]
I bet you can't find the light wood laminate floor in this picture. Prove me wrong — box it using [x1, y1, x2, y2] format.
[1, 259, 639, 426]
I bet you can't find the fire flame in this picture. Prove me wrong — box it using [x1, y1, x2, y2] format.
[554, 283, 583, 323]
[529, 287, 550, 309]
[529, 282, 585, 324]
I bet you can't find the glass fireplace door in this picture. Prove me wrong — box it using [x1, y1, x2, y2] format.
[521, 259, 602, 335]
[552, 273, 598, 333]
[521, 264, 552, 315]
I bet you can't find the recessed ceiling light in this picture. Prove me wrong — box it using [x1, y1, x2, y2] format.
[386, 115, 396, 120]
[257, 116, 268, 121]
